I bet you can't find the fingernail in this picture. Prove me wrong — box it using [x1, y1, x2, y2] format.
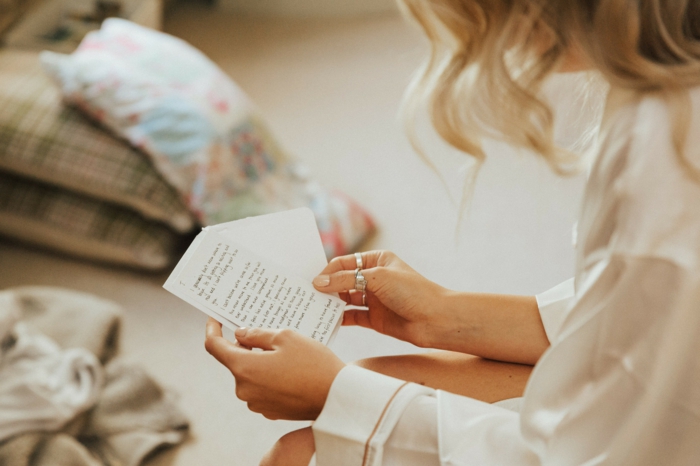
[235, 327, 248, 337]
[313, 275, 330, 287]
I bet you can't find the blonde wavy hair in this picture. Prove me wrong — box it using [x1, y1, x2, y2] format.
[398, 0, 700, 178]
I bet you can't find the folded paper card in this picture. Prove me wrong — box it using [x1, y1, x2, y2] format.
[164, 208, 345, 345]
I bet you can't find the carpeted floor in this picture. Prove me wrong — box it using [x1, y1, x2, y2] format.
[0, 4, 586, 465]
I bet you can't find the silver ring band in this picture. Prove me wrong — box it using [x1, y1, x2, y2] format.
[354, 268, 367, 293]
[354, 252, 363, 270]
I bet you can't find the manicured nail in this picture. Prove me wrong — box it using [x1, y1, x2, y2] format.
[313, 275, 330, 287]
[235, 327, 248, 337]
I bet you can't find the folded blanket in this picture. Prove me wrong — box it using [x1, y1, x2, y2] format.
[0, 287, 189, 466]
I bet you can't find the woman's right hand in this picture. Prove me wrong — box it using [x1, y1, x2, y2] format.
[312, 250, 452, 348]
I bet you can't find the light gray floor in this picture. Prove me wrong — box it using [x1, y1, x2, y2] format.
[0, 5, 586, 465]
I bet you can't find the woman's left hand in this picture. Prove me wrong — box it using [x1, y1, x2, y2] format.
[204, 318, 345, 421]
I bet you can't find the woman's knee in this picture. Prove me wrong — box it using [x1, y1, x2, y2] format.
[260, 427, 315, 466]
[349, 352, 478, 384]
[349, 356, 382, 371]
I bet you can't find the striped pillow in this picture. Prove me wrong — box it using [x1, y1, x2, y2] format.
[0, 50, 194, 233]
[0, 171, 183, 269]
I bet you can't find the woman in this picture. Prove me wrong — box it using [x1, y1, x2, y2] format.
[204, 0, 700, 464]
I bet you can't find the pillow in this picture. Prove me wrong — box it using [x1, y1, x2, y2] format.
[0, 171, 183, 270]
[0, 50, 194, 233]
[40, 19, 375, 258]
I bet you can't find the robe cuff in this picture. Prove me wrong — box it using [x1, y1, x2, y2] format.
[437, 391, 538, 465]
[535, 278, 575, 343]
[313, 365, 434, 466]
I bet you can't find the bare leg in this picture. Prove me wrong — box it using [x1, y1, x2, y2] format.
[260, 427, 315, 466]
[353, 351, 533, 403]
[261, 352, 533, 465]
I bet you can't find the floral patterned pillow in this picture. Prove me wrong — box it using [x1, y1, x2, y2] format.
[40, 19, 374, 258]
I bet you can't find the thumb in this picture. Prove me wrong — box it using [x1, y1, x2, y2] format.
[234, 327, 276, 350]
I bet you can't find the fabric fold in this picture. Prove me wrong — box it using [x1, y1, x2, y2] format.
[313, 365, 434, 466]
[0, 322, 103, 443]
[535, 277, 575, 343]
[0, 287, 189, 466]
[81, 361, 190, 466]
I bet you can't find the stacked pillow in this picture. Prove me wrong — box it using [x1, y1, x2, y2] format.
[0, 20, 375, 269]
[0, 50, 189, 269]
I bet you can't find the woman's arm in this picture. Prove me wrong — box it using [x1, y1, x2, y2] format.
[424, 291, 549, 365]
[314, 251, 551, 365]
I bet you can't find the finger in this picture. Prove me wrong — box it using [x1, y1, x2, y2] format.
[233, 338, 252, 350]
[338, 291, 351, 304]
[347, 290, 368, 307]
[234, 327, 278, 351]
[317, 251, 384, 276]
[342, 309, 373, 329]
[205, 318, 239, 365]
[313, 267, 382, 294]
[247, 402, 285, 421]
[317, 254, 361, 276]
[206, 317, 223, 338]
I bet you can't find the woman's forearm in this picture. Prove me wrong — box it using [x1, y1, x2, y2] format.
[421, 291, 550, 366]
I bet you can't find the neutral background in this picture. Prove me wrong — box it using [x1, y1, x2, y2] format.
[0, 4, 587, 465]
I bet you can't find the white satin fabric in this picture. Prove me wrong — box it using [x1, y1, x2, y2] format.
[312, 87, 700, 465]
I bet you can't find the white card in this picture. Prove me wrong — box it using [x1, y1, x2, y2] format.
[164, 208, 345, 345]
[208, 207, 328, 281]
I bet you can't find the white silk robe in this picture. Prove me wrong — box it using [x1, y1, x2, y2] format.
[311, 87, 700, 465]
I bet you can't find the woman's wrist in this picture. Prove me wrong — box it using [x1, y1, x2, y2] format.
[413, 289, 477, 351]
[403, 288, 468, 350]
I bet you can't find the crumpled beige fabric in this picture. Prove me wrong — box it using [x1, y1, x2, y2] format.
[0, 433, 102, 466]
[10, 287, 122, 364]
[81, 361, 190, 466]
[0, 290, 103, 445]
[0, 287, 189, 466]
[0, 321, 103, 443]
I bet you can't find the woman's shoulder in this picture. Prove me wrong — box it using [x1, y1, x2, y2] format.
[591, 86, 700, 270]
[628, 86, 700, 173]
